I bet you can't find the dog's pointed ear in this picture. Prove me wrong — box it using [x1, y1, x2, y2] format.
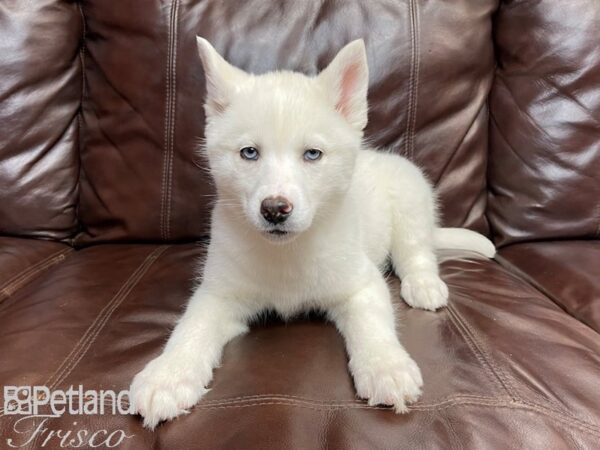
[196, 37, 248, 117]
[318, 39, 369, 131]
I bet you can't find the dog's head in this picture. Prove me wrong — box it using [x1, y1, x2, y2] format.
[197, 38, 368, 243]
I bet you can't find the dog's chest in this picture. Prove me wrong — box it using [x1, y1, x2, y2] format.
[229, 246, 368, 312]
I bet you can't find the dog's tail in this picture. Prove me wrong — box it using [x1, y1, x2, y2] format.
[433, 227, 496, 258]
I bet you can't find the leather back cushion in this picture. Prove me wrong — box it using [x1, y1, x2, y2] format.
[0, 0, 81, 240]
[488, 0, 600, 246]
[76, 0, 497, 244]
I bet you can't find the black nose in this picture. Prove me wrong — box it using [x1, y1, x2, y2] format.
[261, 196, 293, 224]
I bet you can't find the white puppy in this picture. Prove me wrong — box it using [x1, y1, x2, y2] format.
[130, 38, 495, 429]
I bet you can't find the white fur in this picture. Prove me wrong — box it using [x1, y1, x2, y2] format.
[130, 38, 496, 429]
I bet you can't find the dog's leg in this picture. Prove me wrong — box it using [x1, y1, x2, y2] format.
[328, 268, 423, 413]
[389, 174, 448, 311]
[130, 288, 250, 429]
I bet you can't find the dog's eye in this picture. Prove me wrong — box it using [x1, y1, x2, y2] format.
[240, 147, 259, 161]
[303, 149, 323, 162]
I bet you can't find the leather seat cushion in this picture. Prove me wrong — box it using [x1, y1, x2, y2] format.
[498, 240, 600, 333]
[0, 245, 598, 448]
[0, 237, 71, 305]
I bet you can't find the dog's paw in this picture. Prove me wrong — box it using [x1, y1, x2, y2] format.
[130, 355, 208, 429]
[351, 352, 423, 413]
[401, 272, 448, 311]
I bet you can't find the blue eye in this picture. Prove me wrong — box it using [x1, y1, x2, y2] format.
[240, 147, 259, 161]
[303, 149, 323, 161]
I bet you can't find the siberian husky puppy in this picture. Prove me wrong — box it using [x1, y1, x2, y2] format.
[131, 38, 495, 429]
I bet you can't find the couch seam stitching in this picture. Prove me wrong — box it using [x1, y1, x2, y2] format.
[404, 0, 420, 160]
[160, 2, 175, 241]
[440, 409, 464, 450]
[30, 394, 506, 413]
[0, 246, 169, 448]
[445, 304, 507, 396]
[166, 0, 179, 240]
[41, 246, 169, 392]
[410, 0, 420, 160]
[0, 248, 73, 302]
[514, 399, 600, 436]
[447, 304, 589, 429]
[404, 0, 414, 159]
[0, 393, 500, 416]
[187, 393, 501, 407]
[1, 251, 70, 297]
[87, 394, 502, 410]
[9, 395, 598, 438]
[188, 400, 600, 437]
[6, 400, 597, 440]
[49, 246, 169, 388]
[0, 249, 64, 293]
[493, 253, 600, 410]
[10, 247, 167, 450]
[447, 304, 519, 401]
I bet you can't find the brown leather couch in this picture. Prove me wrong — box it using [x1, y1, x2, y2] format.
[1, 1, 598, 449]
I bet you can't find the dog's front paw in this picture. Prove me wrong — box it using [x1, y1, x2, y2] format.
[130, 355, 208, 429]
[401, 272, 448, 311]
[351, 352, 423, 413]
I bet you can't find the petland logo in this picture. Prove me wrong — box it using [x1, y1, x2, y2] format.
[3, 385, 135, 448]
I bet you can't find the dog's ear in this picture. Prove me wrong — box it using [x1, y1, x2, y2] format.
[318, 39, 369, 131]
[196, 37, 248, 117]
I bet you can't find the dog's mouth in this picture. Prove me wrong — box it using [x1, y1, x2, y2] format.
[261, 227, 298, 243]
[267, 229, 288, 236]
